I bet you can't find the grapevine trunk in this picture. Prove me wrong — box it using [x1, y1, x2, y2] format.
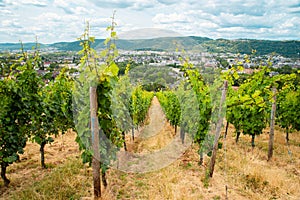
[251, 135, 255, 148]
[286, 128, 289, 144]
[236, 130, 241, 143]
[1, 162, 10, 186]
[40, 141, 47, 168]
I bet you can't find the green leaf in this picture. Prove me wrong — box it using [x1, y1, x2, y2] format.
[110, 62, 119, 77]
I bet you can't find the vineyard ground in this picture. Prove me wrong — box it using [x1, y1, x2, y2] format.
[1, 97, 300, 200]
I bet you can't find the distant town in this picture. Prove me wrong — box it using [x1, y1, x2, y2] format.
[1, 48, 300, 86]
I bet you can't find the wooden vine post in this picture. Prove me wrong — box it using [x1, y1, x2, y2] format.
[209, 80, 228, 177]
[268, 87, 276, 161]
[90, 86, 101, 199]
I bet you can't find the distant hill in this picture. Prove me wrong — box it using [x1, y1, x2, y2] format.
[201, 39, 300, 58]
[0, 42, 48, 51]
[49, 39, 106, 51]
[0, 37, 299, 58]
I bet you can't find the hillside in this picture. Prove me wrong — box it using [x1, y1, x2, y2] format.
[0, 43, 48, 51]
[0, 37, 299, 58]
[202, 39, 300, 58]
[1, 97, 299, 200]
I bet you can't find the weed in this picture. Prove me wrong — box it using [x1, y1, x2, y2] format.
[213, 195, 221, 200]
[201, 169, 210, 188]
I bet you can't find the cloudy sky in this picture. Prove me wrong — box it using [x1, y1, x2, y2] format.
[0, 0, 299, 43]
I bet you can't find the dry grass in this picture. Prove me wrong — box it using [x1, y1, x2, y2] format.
[8, 158, 92, 200]
[0, 101, 299, 199]
[0, 130, 87, 199]
[104, 122, 300, 200]
[217, 126, 300, 200]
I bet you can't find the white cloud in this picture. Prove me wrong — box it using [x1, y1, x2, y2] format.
[153, 13, 191, 24]
[70, 6, 90, 14]
[0, 9, 13, 16]
[90, 0, 135, 8]
[22, 0, 48, 7]
[53, 0, 69, 8]
[119, 28, 182, 39]
[37, 12, 62, 22]
[3, 0, 18, 6]
[149, 0, 300, 40]
[0, 0, 299, 43]
[131, 0, 157, 10]
[4, 0, 48, 7]
[156, 0, 177, 5]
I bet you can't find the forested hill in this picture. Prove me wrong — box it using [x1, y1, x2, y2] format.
[0, 37, 299, 58]
[201, 39, 300, 58]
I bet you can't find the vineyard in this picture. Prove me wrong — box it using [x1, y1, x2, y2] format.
[0, 99, 299, 199]
[1, 19, 300, 199]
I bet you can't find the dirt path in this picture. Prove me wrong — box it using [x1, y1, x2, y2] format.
[114, 96, 192, 173]
[138, 96, 166, 139]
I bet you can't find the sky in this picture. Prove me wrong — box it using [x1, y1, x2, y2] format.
[0, 0, 300, 43]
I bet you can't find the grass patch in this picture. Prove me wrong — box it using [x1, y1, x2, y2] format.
[201, 169, 211, 188]
[243, 173, 268, 192]
[9, 158, 92, 200]
[213, 195, 221, 200]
